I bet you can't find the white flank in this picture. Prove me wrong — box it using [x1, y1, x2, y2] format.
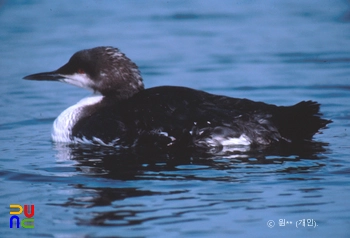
[221, 134, 251, 146]
[52, 95, 104, 142]
[220, 134, 251, 153]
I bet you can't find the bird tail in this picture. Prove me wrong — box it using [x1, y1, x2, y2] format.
[274, 101, 331, 142]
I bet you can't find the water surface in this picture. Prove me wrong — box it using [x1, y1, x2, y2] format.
[1, 1, 350, 237]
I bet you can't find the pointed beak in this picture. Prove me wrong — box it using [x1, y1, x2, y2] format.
[23, 70, 65, 81]
[23, 62, 93, 91]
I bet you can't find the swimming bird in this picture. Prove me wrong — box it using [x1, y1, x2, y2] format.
[23, 46, 331, 154]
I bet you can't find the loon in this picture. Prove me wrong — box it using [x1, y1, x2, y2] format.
[24, 46, 331, 153]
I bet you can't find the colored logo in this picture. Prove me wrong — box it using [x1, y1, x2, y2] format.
[9, 204, 35, 228]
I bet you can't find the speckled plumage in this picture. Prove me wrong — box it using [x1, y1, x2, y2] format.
[24, 46, 331, 154]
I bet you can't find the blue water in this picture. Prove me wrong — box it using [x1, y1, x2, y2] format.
[1, 0, 350, 237]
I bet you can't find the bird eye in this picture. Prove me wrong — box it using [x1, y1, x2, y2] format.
[77, 69, 85, 74]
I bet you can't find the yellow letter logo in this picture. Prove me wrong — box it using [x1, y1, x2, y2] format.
[10, 204, 23, 215]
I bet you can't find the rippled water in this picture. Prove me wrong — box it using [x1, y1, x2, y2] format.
[1, 0, 350, 237]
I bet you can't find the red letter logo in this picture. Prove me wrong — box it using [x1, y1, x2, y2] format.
[24, 205, 35, 218]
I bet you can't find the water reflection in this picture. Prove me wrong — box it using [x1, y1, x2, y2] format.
[54, 141, 329, 180]
[60, 186, 191, 226]
[50, 141, 330, 227]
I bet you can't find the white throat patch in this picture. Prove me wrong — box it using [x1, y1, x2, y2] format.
[60, 73, 94, 90]
[51, 95, 103, 142]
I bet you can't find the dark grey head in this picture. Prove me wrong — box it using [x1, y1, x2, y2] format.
[24, 46, 144, 99]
